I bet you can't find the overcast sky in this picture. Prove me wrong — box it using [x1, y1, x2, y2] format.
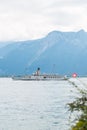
[0, 0, 87, 41]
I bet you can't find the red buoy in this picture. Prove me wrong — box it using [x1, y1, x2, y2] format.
[72, 73, 77, 78]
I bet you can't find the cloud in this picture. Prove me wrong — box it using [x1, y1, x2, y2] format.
[0, 0, 87, 41]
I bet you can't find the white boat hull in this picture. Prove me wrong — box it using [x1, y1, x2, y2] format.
[12, 74, 68, 81]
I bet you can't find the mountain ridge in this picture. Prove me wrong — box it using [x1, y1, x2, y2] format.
[0, 30, 87, 76]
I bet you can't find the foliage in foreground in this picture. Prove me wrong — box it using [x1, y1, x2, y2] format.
[68, 84, 87, 130]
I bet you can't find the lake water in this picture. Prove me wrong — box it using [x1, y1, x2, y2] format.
[0, 78, 77, 130]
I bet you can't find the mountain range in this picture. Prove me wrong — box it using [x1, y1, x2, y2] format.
[0, 29, 87, 76]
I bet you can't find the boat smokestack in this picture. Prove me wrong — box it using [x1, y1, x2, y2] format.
[36, 67, 40, 76]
